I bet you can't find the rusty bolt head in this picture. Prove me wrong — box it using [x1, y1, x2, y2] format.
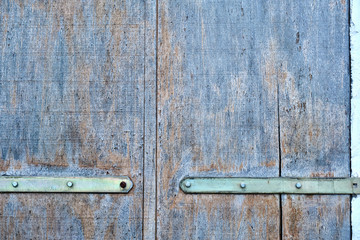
[240, 183, 246, 188]
[295, 182, 302, 189]
[185, 181, 191, 188]
[67, 181, 73, 188]
[12, 181, 18, 188]
[120, 181, 127, 188]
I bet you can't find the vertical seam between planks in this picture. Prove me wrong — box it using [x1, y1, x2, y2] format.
[142, 0, 146, 238]
[349, 0, 352, 238]
[349, 0, 353, 178]
[155, 0, 159, 239]
[277, 61, 283, 240]
[277, 72, 282, 178]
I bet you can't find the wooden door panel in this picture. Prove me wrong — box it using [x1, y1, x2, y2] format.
[157, 1, 351, 239]
[157, 1, 281, 239]
[0, 0, 351, 239]
[0, 1, 148, 239]
[276, 1, 351, 239]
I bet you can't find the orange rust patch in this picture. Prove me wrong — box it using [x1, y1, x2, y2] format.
[309, 172, 335, 177]
[260, 159, 277, 167]
[283, 195, 350, 239]
[283, 196, 303, 240]
[26, 147, 69, 167]
[0, 157, 10, 171]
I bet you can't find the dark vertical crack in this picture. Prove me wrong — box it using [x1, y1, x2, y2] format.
[277, 66, 283, 240]
[349, 0, 353, 239]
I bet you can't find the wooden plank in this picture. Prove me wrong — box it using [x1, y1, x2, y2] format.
[0, 0, 147, 238]
[143, 0, 157, 239]
[277, 1, 351, 239]
[157, 1, 281, 239]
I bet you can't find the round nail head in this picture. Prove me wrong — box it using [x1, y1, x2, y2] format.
[67, 181, 73, 188]
[240, 183, 246, 188]
[120, 181, 127, 188]
[185, 181, 191, 188]
[295, 182, 302, 189]
[12, 181, 18, 188]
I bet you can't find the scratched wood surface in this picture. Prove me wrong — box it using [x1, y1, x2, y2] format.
[0, 0, 352, 239]
[0, 0, 148, 239]
[157, 0, 351, 239]
[143, 0, 157, 239]
[276, 1, 350, 239]
[157, 1, 282, 239]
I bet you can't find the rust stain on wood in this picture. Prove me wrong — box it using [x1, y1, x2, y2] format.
[0, 0, 146, 238]
[279, 1, 350, 239]
[282, 195, 350, 240]
[157, 1, 280, 239]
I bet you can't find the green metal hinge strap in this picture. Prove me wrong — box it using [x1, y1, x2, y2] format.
[180, 177, 360, 195]
[0, 176, 133, 193]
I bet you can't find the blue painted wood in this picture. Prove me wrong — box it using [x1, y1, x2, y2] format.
[157, 1, 280, 239]
[157, 0, 350, 239]
[276, 1, 350, 239]
[0, 0, 351, 239]
[0, 0, 149, 239]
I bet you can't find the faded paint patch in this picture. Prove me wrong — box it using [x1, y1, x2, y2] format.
[282, 195, 350, 240]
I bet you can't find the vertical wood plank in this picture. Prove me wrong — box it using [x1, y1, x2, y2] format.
[278, 1, 351, 239]
[0, 0, 148, 239]
[143, 0, 157, 239]
[157, 1, 281, 239]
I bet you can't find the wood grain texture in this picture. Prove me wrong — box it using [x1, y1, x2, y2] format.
[0, 0, 147, 239]
[0, 0, 352, 239]
[157, 1, 281, 239]
[0, 194, 142, 239]
[143, 0, 157, 239]
[276, 1, 351, 239]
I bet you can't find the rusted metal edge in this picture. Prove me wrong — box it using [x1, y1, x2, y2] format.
[0, 176, 133, 193]
[180, 177, 360, 194]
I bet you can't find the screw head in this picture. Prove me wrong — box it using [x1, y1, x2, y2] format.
[295, 182, 302, 189]
[185, 181, 191, 188]
[67, 181, 73, 188]
[12, 181, 18, 188]
[240, 183, 246, 188]
[120, 181, 127, 188]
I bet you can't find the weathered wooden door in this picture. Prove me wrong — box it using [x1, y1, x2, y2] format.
[0, 0, 351, 239]
[156, 1, 350, 239]
[0, 0, 155, 239]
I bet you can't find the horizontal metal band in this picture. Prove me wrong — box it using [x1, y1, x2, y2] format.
[0, 176, 133, 193]
[180, 177, 360, 195]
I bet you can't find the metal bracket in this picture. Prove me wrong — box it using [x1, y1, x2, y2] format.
[0, 176, 133, 193]
[180, 177, 360, 195]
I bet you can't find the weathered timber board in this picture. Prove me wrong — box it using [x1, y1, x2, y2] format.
[0, 0, 149, 239]
[143, 0, 157, 239]
[157, 1, 281, 239]
[276, 1, 351, 239]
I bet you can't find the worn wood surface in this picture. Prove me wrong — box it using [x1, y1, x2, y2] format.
[276, 1, 351, 239]
[143, 0, 157, 239]
[0, 0, 148, 239]
[157, 1, 282, 239]
[0, 0, 352, 239]
[157, 0, 351, 239]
